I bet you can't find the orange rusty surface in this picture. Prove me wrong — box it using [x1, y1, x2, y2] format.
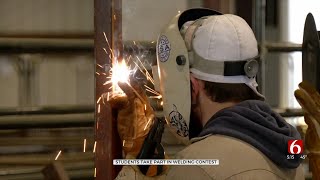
[94, 0, 123, 179]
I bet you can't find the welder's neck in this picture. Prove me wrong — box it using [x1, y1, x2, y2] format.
[199, 92, 237, 127]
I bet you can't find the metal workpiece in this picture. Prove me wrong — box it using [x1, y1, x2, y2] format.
[94, 0, 123, 179]
[302, 13, 320, 92]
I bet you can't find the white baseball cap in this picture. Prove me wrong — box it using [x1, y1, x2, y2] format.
[182, 14, 265, 100]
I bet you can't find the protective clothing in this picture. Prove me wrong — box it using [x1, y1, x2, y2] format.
[109, 81, 154, 157]
[155, 9, 264, 142]
[114, 8, 304, 180]
[155, 8, 221, 143]
[115, 100, 305, 179]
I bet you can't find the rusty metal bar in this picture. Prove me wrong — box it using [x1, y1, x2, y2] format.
[94, 0, 122, 179]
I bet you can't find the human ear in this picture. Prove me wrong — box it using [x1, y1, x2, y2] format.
[190, 74, 200, 103]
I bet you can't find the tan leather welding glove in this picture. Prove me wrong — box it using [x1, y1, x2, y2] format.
[295, 81, 320, 180]
[295, 81, 320, 152]
[109, 82, 154, 158]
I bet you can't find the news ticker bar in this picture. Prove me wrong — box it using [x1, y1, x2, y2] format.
[113, 159, 219, 166]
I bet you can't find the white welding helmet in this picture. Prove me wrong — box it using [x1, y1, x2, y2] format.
[154, 9, 264, 143]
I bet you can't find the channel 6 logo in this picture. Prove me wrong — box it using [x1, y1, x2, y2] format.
[287, 140, 303, 154]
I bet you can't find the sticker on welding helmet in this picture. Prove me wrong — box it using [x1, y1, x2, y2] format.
[169, 104, 189, 137]
[158, 35, 171, 62]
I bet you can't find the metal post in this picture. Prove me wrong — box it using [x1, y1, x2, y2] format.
[253, 0, 266, 95]
[94, 0, 122, 179]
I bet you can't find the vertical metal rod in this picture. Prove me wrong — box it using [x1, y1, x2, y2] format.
[94, 0, 122, 179]
[253, 0, 266, 95]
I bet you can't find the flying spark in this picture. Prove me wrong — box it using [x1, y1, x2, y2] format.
[83, 139, 87, 152]
[164, 118, 170, 125]
[109, 60, 131, 94]
[144, 85, 161, 96]
[93, 141, 97, 153]
[136, 56, 154, 84]
[97, 97, 101, 104]
[103, 32, 115, 58]
[144, 117, 152, 131]
[101, 34, 161, 111]
[149, 95, 162, 99]
[103, 48, 109, 55]
[55, 150, 62, 160]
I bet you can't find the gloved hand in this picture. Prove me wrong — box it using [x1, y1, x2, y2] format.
[109, 81, 155, 158]
[295, 81, 320, 152]
[295, 81, 320, 180]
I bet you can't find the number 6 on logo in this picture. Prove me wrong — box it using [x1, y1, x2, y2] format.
[288, 140, 304, 154]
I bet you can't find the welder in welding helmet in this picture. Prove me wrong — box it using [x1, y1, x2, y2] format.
[156, 8, 264, 143]
[115, 8, 304, 180]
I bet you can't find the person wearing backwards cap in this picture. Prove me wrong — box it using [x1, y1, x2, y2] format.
[111, 9, 304, 180]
